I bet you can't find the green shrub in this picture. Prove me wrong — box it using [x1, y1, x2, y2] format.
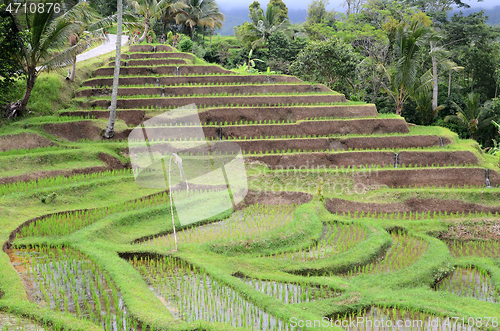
[178, 38, 193, 52]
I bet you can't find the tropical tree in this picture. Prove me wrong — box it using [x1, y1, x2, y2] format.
[383, 18, 432, 115]
[129, 0, 185, 43]
[176, 0, 225, 40]
[104, 0, 124, 138]
[242, 4, 291, 49]
[8, 0, 88, 118]
[444, 92, 496, 140]
[67, 8, 140, 81]
[158, 0, 187, 35]
[306, 0, 335, 25]
[268, 0, 288, 23]
[290, 38, 358, 93]
[413, 89, 444, 125]
[0, 6, 23, 98]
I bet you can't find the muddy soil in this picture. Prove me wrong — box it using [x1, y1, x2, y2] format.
[89, 94, 346, 109]
[121, 52, 194, 60]
[195, 105, 378, 123]
[398, 151, 477, 167]
[94, 65, 235, 77]
[83, 75, 304, 87]
[0, 153, 124, 185]
[352, 167, 499, 188]
[59, 110, 145, 126]
[77, 84, 330, 98]
[132, 119, 407, 142]
[129, 45, 174, 52]
[107, 59, 187, 67]
[237, 135, 449, 153]
[248, 151, 475, 169]
[0, 133, 56, 152]
[326, 197, 500, 215]
[440, 221, 500, 240]
[236, 190, 312, 209]
[43, 121, 102, 141]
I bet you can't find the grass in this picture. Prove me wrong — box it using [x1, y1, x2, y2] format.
[1, 53, 116, 119]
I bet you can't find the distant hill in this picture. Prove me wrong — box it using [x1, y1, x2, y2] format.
[217, 6, 308, 36]
[451, 5, 500, 25]
[216, 5, 500, 36]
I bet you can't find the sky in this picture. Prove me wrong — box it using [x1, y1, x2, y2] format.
[217, 0, 500, 10]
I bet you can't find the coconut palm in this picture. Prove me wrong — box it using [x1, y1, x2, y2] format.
[9, 1, 90, 118]
[176, 0, 225, 40]
[383, 20, 431, 115]
[413, 90, 444, 125]
[104, 0, 124, 138]
[129, 0, 185, 43]
[241, 4, 291, 50]
[445, 92, 496, 140]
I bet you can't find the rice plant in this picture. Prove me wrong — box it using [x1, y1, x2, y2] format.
[0, 169, 133, 196]
[344, 231, 428, 278]
[16, 191, 170, 239]
[333, 306, 475, 331]
[448, 240, 500, 258]
[139, 204, 295, 248]
[434, 266, 500, 303]
[10, 246, 139, 331]
[0, 310, 50, 331]
[238, 276, 340, 303]
[271, 223, 366, 261]
[129, 256, 293, 330]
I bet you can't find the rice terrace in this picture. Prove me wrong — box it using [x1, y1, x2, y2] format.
[1, 0, 500, 330]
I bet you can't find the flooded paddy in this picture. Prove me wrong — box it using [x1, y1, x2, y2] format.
[331, 306, 475, 331]
[139, 204, 295, 249]
[272, 223, 366, 261]
[8, 246, 139, 331]
[447, 240, 500, 258]
[0, 311, 48, 331]
[238, 276, 340, 303]
[434, 266, 499, 303]
[129, 255, 296, 330]
[343, 232, 428, 278]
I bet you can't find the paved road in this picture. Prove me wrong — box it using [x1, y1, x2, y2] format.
[76, 34, 128, 63]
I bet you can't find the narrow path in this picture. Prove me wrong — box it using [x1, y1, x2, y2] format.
[76, 34, 128, 63]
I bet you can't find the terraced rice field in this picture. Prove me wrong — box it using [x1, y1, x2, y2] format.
[1, 44, 500, 331]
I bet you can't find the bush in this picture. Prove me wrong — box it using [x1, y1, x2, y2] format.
[178, 38, 193, 52]
[191, 43, 206, 59]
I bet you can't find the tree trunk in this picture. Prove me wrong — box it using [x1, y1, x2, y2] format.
[18, 67, 37, 117]
[448, 70, 452, 97]
[396, 105, 402, 116]
[69, 55, 77, 82]
[138, 16, 149, 43]
[104, 0, 123, 139]
[430, 41, 438, 111]
[210, 29, 212, 48]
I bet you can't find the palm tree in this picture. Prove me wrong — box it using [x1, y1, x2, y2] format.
[413, 90, 444, 125]
[445, 92, 496, 140]
[104, 0, 124, 138]
[383, 20, 431, 115]
[9, 1, 88, 118]
[129, 0, 185, 43]
[176, 0, 225, 40]
[67, 9, 141, 81]
[242, 4, 291, 50]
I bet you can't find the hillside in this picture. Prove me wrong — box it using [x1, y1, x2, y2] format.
[0, 45, 500, 330]
[218, 6, 308, 35]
